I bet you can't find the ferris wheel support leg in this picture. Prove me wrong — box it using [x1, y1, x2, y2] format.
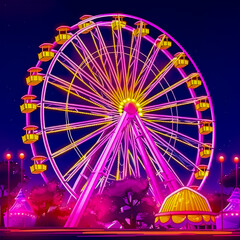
[134, 114, 180, 192]
[65, 112, 129, 228]
[132, 124, 164, 204]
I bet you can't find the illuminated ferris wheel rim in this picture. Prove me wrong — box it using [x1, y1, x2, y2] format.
[23, 13, 215, 200]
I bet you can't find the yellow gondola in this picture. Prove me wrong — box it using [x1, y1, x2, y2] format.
[195, 98, 210, 111]
[156, 34, 172, 50]
[38, 43, 54, 62]
[195, 165, 209, 180]
[30, 155, 47, 174]
[199, 121, 213, 135]
[186, 73, 202, 89]
[78, 15, 94, 34]
[55, 25, 71, 44]
[133, 21, 149, 37]
[20, 94, 37, 113]
[22, 125, 39, 144]
[26, 67, 44, 86]
[111, 16, 126, 30]
[174, 52, 189, 68]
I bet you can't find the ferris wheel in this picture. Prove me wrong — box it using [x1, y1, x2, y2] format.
[20, 13, 215, 227]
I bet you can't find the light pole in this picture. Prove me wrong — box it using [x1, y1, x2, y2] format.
[5, 153, 12, 228]
[233, 156, 239, 188]
[218, 155, 225, 230]
[19, 152, 25, 186]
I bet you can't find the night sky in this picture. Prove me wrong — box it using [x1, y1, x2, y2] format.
[1, 0, 240, 194]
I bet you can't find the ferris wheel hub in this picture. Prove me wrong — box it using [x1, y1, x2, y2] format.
[124, 102, 137, 115]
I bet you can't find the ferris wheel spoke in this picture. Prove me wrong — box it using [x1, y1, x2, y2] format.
[71, 37, 121, 101]
[90, 31, 111, 82]
[51, 122, 114, 158]
[42, 117, 115, 134]
[42, 100, 111, 115]
[145, 121, 198, 149]
[48, 74, 115, 109]
[128, 26, 143, 98]
[93, 26, 124, 100]
[115, 21, 127, 85]
[47, 80, 111, 111]
[64, 130, 114, 182]
[94, 26, 119, 82]
[133, 46, 160, 98]
[150, 130, 200, 171]
[111, 28, 120, 81]
[143, 96, 208, 113]
[137, 54, 183, 102]
[57, 54, 118, 105]
[129, 126, 140, 177]
[43, 104, 108, 118]
[145, 120, 205, 147]
[99, 131, 123, 193]
[141, 73, 199, 106]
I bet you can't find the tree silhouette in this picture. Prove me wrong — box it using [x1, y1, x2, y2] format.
[81, 178, 159, 229]
[28, 180, 65, 219]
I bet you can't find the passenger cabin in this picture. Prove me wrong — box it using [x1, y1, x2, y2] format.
[111, 16, 126, 30]
[199, 121, 213, 135]
[195, 98, 210, 111]
[186, 73, 202, 89]
[38, 43, 55, 62]
[30, 155, 47, 174]
[26, 67, 44, 86]
[20, 94, 37, 114]
[78, 15, 94, 34]
[200, 144, 212, 158]
[22, 125, 39, 144]
[133, 21, 149, 37]
[156, 34, 172, 50]
[55, 25, 71, 44]
[195, 165, 209, 180]
[174, 52, 189, 68]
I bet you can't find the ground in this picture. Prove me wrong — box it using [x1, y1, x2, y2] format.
[1, 229, 240, 240]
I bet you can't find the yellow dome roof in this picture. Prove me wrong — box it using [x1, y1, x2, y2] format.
[160, 187, 212, 213]
[155, 187, 215, 227]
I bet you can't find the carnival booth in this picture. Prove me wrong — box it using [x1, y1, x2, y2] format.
[155, 187, 216, 229]
[216, 187, 240, 229]
[4, 189, 37, 228]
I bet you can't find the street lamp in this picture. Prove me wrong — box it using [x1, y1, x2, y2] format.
[5, 152, 12, 228]
[19, 152, 25, 186]
[233, 156, 239, 188]
[218, 155, 225, 230]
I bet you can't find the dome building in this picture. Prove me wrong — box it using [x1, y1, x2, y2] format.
[155, 187, 216, 229]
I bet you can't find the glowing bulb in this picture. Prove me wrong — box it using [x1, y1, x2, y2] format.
[119, 105, 123, 108]
[123, 99, 127, 103]
[6, 153, 12, 161]
[19, 152, 25, 160]
[127, 98, 130, 101]
[131, 99, 135, 102]
[138, 108, 142, 112]
[136, 103, 140, 107]
[139, 112, 143, 116]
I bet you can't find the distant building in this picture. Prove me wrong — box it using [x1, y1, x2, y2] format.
[4, 189, 37, 227]
[216, 187, 240, 229]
